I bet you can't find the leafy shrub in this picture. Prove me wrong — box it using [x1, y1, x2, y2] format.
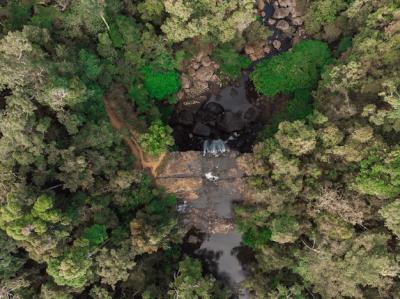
[304, 0, 348, 35]
[354, 150, 400, 199]
[250, 40, 331, 96]
[142, 67, 181, 100]
[139, 120, 175, 156]
[337, 36, 353, 54]
[212, 46, 251, 79]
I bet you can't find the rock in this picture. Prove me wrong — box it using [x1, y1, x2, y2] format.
[156, 177, 202, 201]
[261, 11, 266, 17]
[276, 20, 290, 31]
[195, 66, 214, 82]
[243, 107, 258, 122]
[187, 235, 200, 244]
[204, 102, 224, 115]
[193, 122, 211, 137]
[178, 110, 194, 126]
[273, 39, 282, 49]
[264, 46, 272, 53]
[192, 62, 201, 70]
[290, 0, 307, 17]
[292, 17, 304, 26]
[245, 45, 255, 55]
[273, 7, 290, 19]
[191, 81, 209, 96]
[219, 112, 245, 133]
[181, 74, 191, 89]
[268, 18, 276, 25]
[188, 67, 196, 77]
[257, 0, 265, 11]
[201, 56, 212, 67]
[278, 0, 295, 7]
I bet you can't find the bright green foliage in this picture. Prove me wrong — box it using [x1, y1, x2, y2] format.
[354, 150, 400, 199]
[83, 224, 107, 247]
[304, 0, 349, 35]
[275, 121, 317, 156]
[250, 40, 331, 96]
[139, 120, 175, 156]
[168, 257, 230, 299]
[142, 66, 181, 100]
[212, 47, 251, 79]
[161, 0, 255, 43]
[379, 200, 400, 238]
[270, 215, 300, 244]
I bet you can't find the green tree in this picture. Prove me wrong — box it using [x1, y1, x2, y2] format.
[139, 120, 175, 156]
[250, 40, 331, 96]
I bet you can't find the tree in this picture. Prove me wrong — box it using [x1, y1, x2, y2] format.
[379, 199, 400, 238]
[142, 66, 181, 101]
[168, 257, 230, 299]
[161, 0, 255, 43]
[275, 121, 317, 156]
[250, 40, 331, 96]
[138, 120, 175, 156]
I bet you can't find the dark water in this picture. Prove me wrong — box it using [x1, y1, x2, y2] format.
[183, 228, 251, 298]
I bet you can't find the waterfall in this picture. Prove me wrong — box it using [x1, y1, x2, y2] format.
[203, 139, 229, 156]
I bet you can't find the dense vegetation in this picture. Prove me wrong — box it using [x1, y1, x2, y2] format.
[239, 0, 400, 298]
[0, 0, 257, 297]
[0, 0, 399, 298]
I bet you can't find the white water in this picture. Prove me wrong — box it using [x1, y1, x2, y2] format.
[203, 139, 229, 156]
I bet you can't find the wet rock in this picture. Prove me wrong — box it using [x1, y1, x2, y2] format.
[273, 39, 282, 49]
[204, 102, 224, 115]
[178, 110, 194, 126]
[193, 122, 211, 137]
[219, 112, 245, 133]
[273, 7, 290, 19]
[243, 107, 258, 122]
[195, 66, 214, 82]
[276, 20, 290, 31]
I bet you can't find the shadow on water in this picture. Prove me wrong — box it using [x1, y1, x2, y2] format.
[182, 228, 254, 298]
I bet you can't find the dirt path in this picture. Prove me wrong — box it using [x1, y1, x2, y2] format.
[103, 92, 166, 176]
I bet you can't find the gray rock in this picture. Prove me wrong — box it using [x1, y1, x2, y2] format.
[178, 110, 194, 126]
[204, 102, 224, 115]
[193, 122, 211, 137]
[276, 20, 290, 31]
[219, 112, 245, 133]
[273, 7, 290, 19]
[195, 66, 214, 82]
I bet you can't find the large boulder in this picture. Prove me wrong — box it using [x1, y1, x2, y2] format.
[218, 112, 245, 133]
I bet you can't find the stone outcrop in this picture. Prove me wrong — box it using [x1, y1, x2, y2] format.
[177, 49, 222, 109]
[155, 151, 255, 233]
